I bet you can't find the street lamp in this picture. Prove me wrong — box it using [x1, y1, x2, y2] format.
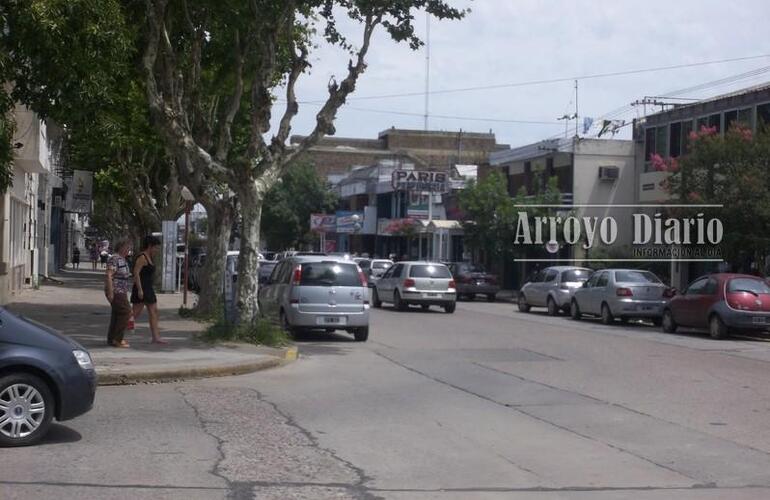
[180, 186, 195, 308]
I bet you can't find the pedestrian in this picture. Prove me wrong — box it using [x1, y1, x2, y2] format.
[100, 249, 109, 269]
[90, 244, 99, 270]
[131, 235, 167, 344]
[104, 238, 133, 348]
[72, 245, 81, 269]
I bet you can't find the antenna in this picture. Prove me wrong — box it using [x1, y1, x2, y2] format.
[424, 13, 430, 131]
[575, 80, 579, 138]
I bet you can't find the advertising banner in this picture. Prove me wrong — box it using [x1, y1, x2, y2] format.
[336, 211, 364, 234]
[310, 214, 337, 233]
[65, 170, 93, 213]
[391, 170, 448, 193]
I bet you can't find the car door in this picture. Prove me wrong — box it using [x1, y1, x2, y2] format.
[265, 262, 290, 319]
[677, 277, 708, 327]
[587, 271, 609, 315]
[574, 272, 598, 313]
[523, 270, 544, 305]
[259, 262, 280, 319]
[541, 269, 559, 305]
[378, 264, 401, 302]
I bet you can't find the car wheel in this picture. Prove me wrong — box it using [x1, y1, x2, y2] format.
[444, 302, 456, 314]
[601, 303, 614, 325]
[0, 373, 54, 447]
[709, 314, 729, 339]
[487, 294, 496, 303]
[393, 290, 407, 311]
[517, 294, 531, 313]
[280, 310, 295, 335]
[570, 300, 582, 320]
[353, 327, 369, 342]
[547, 296, 558, 316]
[372, 288, 382, 308]
[662, 309, 677, 333]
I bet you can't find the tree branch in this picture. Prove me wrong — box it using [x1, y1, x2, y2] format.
[214, 29, 245, 162]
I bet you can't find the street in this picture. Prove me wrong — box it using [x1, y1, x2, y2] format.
[5, 300, 770, 500]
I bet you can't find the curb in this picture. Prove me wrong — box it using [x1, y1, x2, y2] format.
[96, 345, 299, 386]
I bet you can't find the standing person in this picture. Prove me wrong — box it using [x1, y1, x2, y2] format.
[105, 239, 133, 348]
[90, 244, 99, 270]
[100, 249, 109, 269]
[131, 235, 167, 344]
[72, 246, 81, 269]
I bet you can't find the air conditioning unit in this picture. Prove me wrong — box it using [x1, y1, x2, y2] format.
[598, 166, 619, 182]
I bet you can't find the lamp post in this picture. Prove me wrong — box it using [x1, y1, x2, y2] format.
[351, 213, 362, 254]
[180, 186, 195, 308]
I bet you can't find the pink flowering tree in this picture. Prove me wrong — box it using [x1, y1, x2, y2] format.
[664, 124, 770, 270]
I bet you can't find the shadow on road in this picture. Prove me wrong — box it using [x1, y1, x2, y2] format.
[37, 424, 82, 446]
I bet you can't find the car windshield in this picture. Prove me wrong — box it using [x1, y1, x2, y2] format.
[372, 261, 392, 269]
[300, 262, 361, 287]
[728, 278, 770, 294]
[614, 270, 662, 284]
[409, 265, 451, 278]
[562, 269, 592, 282]
[357, 260, 371, 269]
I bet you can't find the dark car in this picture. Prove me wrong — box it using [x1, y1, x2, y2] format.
[0, 308, 96, 446]
[662, 273, 770, 339]
[448, 262, 500, 302]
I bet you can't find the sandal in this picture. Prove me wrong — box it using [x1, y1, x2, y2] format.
[111, 340, 130, 348]
[151, 338, 169, 345]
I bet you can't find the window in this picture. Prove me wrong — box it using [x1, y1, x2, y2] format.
[696, 116, 709, 131]
[686, 278, 708, 295]
[561, 269, 592, 283]
[544, 157, 555, 190]
[724, 110, 738, 131]
[727, 278, 770, 294]
[596, 272, 609, 287]
[524, 162, 533, 195]
[682, 120, 694, 155]
[702, 278, 718, 295]
[737, 107, 753, 128]
[644, 128, 656, 161]
[669, 122, 682, 157]
[708, 113, 721, 132]
[409, 264, 451, 279]
[544, 270, 558, 282]
[655, 125, 668, 156]
[357, 260, 371, 270]
[757, 103, 770, 130]
[269, 262, 285, 284]
[372, 261, 392, 270]
[614, 270, 662, 284]
[391, 264, 404, 279]
[585, 273, 600, 288]
[300, 262, 361, 287]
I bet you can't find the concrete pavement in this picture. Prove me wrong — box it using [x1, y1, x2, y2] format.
[6, 269, 296, 385]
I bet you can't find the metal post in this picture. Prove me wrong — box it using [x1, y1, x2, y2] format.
[183, 201, 190, 307]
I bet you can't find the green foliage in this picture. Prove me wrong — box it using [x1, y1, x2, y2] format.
[262, 162, 337, 250]
[666, 126, 770, 268]
[202, 316, 291, 348]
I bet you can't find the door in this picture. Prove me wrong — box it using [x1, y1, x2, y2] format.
[378, 264, 402, 302]
[584, 271, 607, 315]
[677, 277, 708, 327]
[540, 269, 559, 306]
[575, 272, 599, 314]
[524, 270, 545, 305]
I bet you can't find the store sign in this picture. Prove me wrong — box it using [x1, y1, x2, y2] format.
[310, 214, 337, 233]
[65, 170, 93, 213]
[391, 170, 448, 193]
[336, 211, 364, 233]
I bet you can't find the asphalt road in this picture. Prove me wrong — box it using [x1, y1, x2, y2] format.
[5, 300, 770, 499]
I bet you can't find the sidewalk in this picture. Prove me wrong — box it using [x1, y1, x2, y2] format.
[6, 269, 297, 385]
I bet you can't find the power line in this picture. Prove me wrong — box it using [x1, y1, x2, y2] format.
[302, 53, 770, 103]
[337, 104, 562, 125]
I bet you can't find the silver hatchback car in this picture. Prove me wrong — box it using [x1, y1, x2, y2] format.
[372, 261, 457, 313]
[258, 256, 370, 341]
[570, 269, 670, 325]
[518, 266, 593, 315]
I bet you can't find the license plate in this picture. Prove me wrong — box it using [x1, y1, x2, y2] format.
[317, 316, 347, 326]
[753, 317, 767, 324]
[422, 293, 440, 298]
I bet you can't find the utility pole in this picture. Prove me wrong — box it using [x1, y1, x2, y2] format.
[424, 13, 430, 131]
[574, 80, 579, 138]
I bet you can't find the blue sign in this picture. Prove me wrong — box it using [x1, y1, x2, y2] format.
[336, 211, 364, 234]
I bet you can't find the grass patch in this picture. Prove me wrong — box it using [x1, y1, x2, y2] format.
[201, 316, 291, 348]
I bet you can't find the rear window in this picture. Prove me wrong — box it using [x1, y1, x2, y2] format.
[562, 269, 592, 282]
[727, 278, 770, 294]
[300, 263, 361, 287]
[615, 270, 661, 284]
[357, 260, 371, 269]
[372, 261, 392, 269]
[409, 264, 451, 278]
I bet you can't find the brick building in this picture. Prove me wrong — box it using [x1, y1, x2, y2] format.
[290, 128, 508, 177]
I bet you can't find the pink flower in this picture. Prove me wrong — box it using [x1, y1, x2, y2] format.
[668, 158, 679, 172]
[688, 131, 698, 141]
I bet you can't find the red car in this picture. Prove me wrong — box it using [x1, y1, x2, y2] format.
[662, 273, 770, 339]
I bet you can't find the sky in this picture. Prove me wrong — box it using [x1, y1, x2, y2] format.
[273, 0, 770, 150]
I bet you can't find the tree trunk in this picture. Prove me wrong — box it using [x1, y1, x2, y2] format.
[235, 182, 263, 325]
[196, 197, 234, 316]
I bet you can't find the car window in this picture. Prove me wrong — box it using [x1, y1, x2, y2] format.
[391, 264, 404, 279]
[585, 273, 599, 288]
[686, 278, 708, 295]
[357, 260, 371, 270]
[702, 278, 718, 295]
[409, 264, 451, 278]
[614, 270, 662, 284]
[269, 262, 284, 284]
[300, 262, 361, 287]
[544, 270, 558, 282]
[727, 278, 770, 294]
[372, 261, 392, 270]
[596, 272, 609, 287]
[562, 269, 592, 283]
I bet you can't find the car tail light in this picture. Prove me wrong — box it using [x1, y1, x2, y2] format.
[403, 278, 416, 288]
[449, 280, 456, 289]
[662, 288, 676, 298]
[616, 287, 633, 297]
[292, 265, 302, 285]
[359, 270, 368, 287]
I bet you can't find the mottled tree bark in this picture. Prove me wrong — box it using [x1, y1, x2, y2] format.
[196, 196, 234, 316]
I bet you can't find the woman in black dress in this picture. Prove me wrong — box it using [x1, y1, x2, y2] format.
[131, 235, 167, 344]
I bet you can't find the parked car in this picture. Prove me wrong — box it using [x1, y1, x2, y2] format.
[372, 261, 456, 313]
[448, 262, 500, 302]
[570, 269, 672, 325]
[518, 266, 593, 315]
[258, 256, 370, 341]
[662, 273, 770, 339]
[368, 259, 394, 280]
[0, 308, 96, 446]
[276, 251, 327, 261]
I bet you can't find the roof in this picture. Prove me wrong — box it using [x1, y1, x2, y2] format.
[429, 220, 463, 230]
[542, 266, 592, 272]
